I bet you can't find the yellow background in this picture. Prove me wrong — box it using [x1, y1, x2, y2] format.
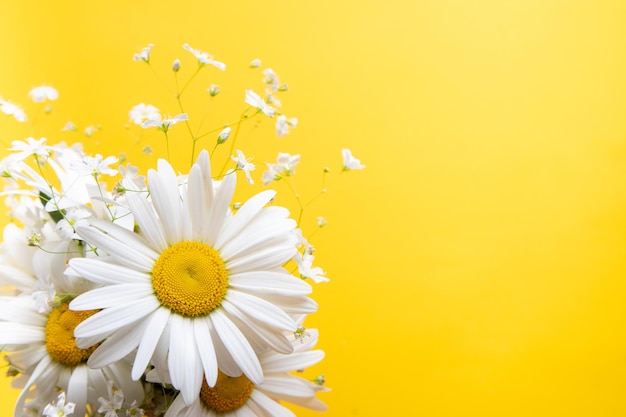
[2, 0, 626, 416]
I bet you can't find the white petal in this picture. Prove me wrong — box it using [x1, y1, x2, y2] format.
[187, 164, 208, 241]
[250, 390, 295, 417]
[211, 308, 262, 384]
[70, 283, 154, 309]
[67, 258, 151, 285]
[74, 296, 160, 338]
[126, 190, 168, 252]
[66, 365, 89, 417]
[261, 351, 324, 374]
[148, 160, 183, 243]
[86, 318, 150, 367]
[259, 294, 318, 314]
[194, 317, 218, 387]
[215, 189, 276, 248]
[229, 271, 312, 296]
[226, 245, 297, 274]
[132, 307, 170, 380]
[205, 172, 235, 245]
[0, 323, 43, 344]
[168, 315, 203, 405]
[225, 290, 296, 331]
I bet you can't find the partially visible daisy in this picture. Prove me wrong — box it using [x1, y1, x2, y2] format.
[0, 295, 144, 417]
[68, 151, 316, 405]
[129, 103, 160, 125]
[245, 90, 275, 117]
[141, 113, 188, 132]
[0, 98, 27, 122]
[183, 43, 226, 71]
[231, 150, 255, 184]
[29, 86, 59, 103]
[342, 148, 365, 171]
[160, 328, 328, 417]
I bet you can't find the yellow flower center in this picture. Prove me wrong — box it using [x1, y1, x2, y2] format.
[45, 302, 98, 366]
[152, 241, 229, 317]
[200, 370, 254, 413]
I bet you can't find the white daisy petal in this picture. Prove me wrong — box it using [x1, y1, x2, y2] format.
[66, 364, 89, 417]
[132, 307, 170, 380]
[259, 294, 318, 314]
[250, 390, 295, 417]
[205, 172, 236, 245]
[228, 271, 312, 296]
[193, 317, 218, 387]
[148, 160, 183, 243]
[74, 296, 159, 338]
[67, 258, 150, 285]
[226, 244, 297, 273]
[69, 283, 154, 309]
[261, 351, 325, 374]
[215, 189, 276, 248]
[211, 308, 263, 384]
[225, 290, 296, 332]
[85, 318, 149, 367]
[126, 189, 168, 252]
[0, 322, 43, 344]
[187, 164, 209, 241]
[219, 219, 297, 261]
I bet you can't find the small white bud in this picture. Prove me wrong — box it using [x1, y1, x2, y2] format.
[249, 58, 261, 68]
[317, 217, 327, 228]
[172, 59, 181, 72]
[217, 127, 231, 144]
[208, 84, 220, 97]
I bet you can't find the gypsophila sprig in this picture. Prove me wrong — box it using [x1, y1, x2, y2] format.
[0, 41, 365, 417]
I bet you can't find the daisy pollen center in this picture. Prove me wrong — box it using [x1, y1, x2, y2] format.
[45, 301, 98, 367]
[152, 241, 228, 317]
[200, 370, 254, 413]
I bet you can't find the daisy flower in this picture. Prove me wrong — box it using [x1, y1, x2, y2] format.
[68, 150, 316, 405]
[157, 328, 328, 417]
[0, 295, 144, 417]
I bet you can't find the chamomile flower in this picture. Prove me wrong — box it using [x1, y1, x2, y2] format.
[29, 86, 59, 103]
[68, 151, 316, 405]
[0, 295, 144, 417]
[160, 328, 327, 417]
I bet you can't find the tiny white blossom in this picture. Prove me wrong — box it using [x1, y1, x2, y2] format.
[56, 207, 92, 240]
[42, 392, 75, 417]
[62, 121, 77, 131]
[262, 152, 300, 185]
[141, 113, 188, 132]
[32, 274, 56, 314]
[249, 58, 261, 68]
[29, 86, 59, 102]
[342, 148, 365, 170]
[172, 59, 180, 72]
[126, 401, 144, 416]
[207, 84, 220, 97]
[231, 150, 255, 184]
[84, 125, 97, 137]
[133, 43, 153, 63]
[70, 154, 118, 177]
[129, 103, 160, 125]
[97, 381, 125, 417]
[275, 115, 298, 137]
[0, 98, 27, 122]
[182, 43, 226, 70]
[296, 252, 329, 283]
[9, 137, 49, 160]
[245, 89, 275, 117]
[217, 126, 231, 144]
[317, 216, 327, 228]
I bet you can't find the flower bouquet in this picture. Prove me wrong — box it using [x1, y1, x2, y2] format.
[0, 43, 364, 416]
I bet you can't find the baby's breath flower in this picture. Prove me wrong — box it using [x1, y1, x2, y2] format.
[142, 145, 153, 155]
[342, 148, 365, 171]
[245, 89, 275, 117]
[296, 252, 329, 283]
[129, 103, 160, 125]
[141, 113, 188, 133]
[9, 137, 50, 160]
[216, 126, 231, 144]
[263, 68, 280, 91]
[231, 149, 255, 184]
[70, 154, 118, 177]
[172, 59, 180, 72]
[249, 58, 261, 68]
[317, 216, 327, 228]
[84, 125, 97, 137]
[207, 84, 220, 97]
[182, 43, 226, 70]
[61, 121, 77, 131]
[126, 401, 144, 416]
[28, 86, 58, 103]
[313, 374, 326, 386]
[27, 232, 42, 247]
[97, 381, 125, 417]
[133, 43, 153, 63]
[42, 392, 75, 417]
[0, 98, 27, 122]
[275, 114, 298, 137]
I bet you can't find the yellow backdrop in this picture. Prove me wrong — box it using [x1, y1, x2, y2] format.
[2, 1, 626, 416]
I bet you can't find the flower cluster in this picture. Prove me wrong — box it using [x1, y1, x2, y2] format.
[0, 43, 363, 416]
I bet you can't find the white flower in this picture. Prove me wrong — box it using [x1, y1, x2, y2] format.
[129, 103, 160, 125]
[296, 252, 329, 283]
[249, 58, 261, 68]
[70, 154, 118, 177]
[126, 401, 144, 416]
[141, 113, 188, 132]
[342, 148, 365, 170]
[161, 328, 327, 417]
[262, 68, 279, 92]
[262, 152, 301, 185]
[0, 98, 27, 122]
[133, 44, 153, 63]
[245, 89, 275, 117]
[217, 126, 231, 144]
[56, 207, 92, 240]
[207, 84, 220, 97]
[97, 381, 125, 417]
[275, 115, 298, 137]
[182, 43, 226, 70]
[84, 125, 97, 137]
[42, 393, 75, 417]
[9, 137, 50, 160]
[231, 150, 255, 184]
[172, 59, 180, 72]
[0, 295, 144, 417]
[29, 86, 59, 103]
[62, 121, 77, 131]
[68, 151, 315, 405]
